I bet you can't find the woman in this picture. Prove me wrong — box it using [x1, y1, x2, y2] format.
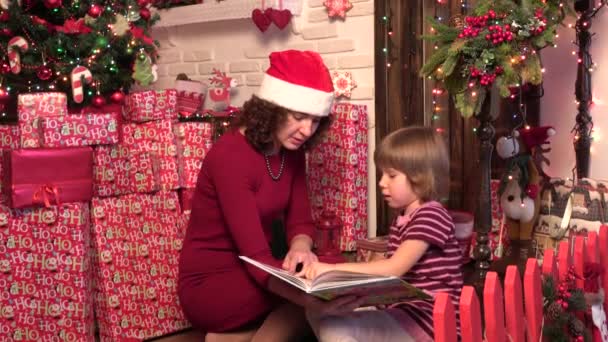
[178, 50, 338, 341]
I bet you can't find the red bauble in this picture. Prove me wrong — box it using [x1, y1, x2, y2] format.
[110, 91, 125, 104]
[0, 28, 12, 36]
[92, 95, 106, 107]
[43, 0, 62, 9]
[0, 88, 10, 104]
[140, 8, 151, 20]
[0, 62, 9, 74]
[88, 4, 103, 18]
[137, 0, 150, 6]
[0, 12, 9, 22]
[36, 65, 53, 81]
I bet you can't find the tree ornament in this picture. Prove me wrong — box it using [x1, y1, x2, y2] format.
[0, 0, 20, 11]
[0, 61, 9, 74]
[92, 95, 106, 107]
[331, 71, 356, 98]
[0, 28, 11, 36]
[0, 12, 9, 21]
[547, 301, 564, 321]
[0, 88, 10, 104]
[324, 0, 352, 18]
[132, 53, 156, 86]
[110, 90, 125, 104]
[111, 14, 129, 36]
[70, 66, 93, 103]
[36, 65, 53, 80]
[88, 4, 102, 18]
[43, 0, 61, 9]
[137, 0, 149, 6]
[139, 7, 151, 21]
[7, 36, 29, 74]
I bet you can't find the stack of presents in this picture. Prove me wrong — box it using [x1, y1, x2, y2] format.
[0, 84, 214, 341]
[0, 79, 378, 340]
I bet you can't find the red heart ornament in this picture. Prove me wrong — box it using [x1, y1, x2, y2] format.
[271, 9, 292, 29]
[251, 8, 272, 32]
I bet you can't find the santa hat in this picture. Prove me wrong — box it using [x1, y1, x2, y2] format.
[256, 50, 334, 117]
[517, 126, 556, 150]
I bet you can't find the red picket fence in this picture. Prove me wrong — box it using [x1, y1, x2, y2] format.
[433, 226, 608, 342]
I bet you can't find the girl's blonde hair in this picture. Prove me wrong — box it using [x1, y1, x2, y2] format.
[374, 126, 449, 202]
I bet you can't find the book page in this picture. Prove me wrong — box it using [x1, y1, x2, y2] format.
[311, 270, 398, 291]
[239, 256, 312, 291]
[311, 279, 432, 306]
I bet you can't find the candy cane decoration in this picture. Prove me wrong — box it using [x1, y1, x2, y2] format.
[7, 36, 28, 74]
[71, 66, 93, 103]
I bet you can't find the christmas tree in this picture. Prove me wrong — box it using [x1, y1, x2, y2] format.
[0, 0, 159, 109]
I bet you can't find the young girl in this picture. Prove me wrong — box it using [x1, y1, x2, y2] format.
[302, 126, 463, 342]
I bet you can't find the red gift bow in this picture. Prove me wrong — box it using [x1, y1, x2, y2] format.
[32, 184, 61, 208]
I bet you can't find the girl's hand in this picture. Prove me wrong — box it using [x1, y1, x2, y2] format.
[298, 261, 335, 280]
[282, 244, 318, 273]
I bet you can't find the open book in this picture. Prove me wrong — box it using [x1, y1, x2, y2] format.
[239, 256, 431, 306]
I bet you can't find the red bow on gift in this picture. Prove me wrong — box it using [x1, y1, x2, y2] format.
[56, 18, 92, 34]
[33, 184, 61, 208]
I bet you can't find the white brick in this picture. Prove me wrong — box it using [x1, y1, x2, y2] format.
[198, 62, 226, 75]
[349, 2, 374, 17]
[231, 74, 245, 87]
[322, 56, 337, 70]
[229, 61, 260, 73]
[318, 39, 355, 54]
[244, 48, 270, 59]
[308, 0, 324, 7]
[158, 51, 181, 64]
[261, 60, 270, 71]
[308, 8, 330, 23]
[153, 77, 176, 90]
[302, 24, 338, 40]
[350, 86, 374, 100]
[156, 64, 169, 77]
[182, 50, 213, 62]
[291, 17, 303, 35]
[168, 64, 196, 76]
[337, 55, 374, 69]
[246, 73, 264, 86]
[286, 43, 316, 51]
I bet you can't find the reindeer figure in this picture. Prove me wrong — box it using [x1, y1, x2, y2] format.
[208, 69, 237, 110]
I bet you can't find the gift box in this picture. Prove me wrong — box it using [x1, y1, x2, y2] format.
[40, 112, 121, 147]
[90, 191, 190, 341]
[3, 147, 94, 209]
[93, 146, 161, 197]
[173, 122, 213, 188]
[356, 236, 388, 262]
[175, 79, 207, 118]
[0, 202, 94, 341]
[17, 92, 68, 148]
[123, 89, 178, 123]
[123, 120, 179, 190]
[307, 103, 368, 252]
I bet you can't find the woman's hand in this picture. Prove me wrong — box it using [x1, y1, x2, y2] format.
[282, 236, 318, 273]
[298, 261, 335, 280]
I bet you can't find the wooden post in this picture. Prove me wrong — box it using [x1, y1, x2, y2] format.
[524, 259, 543, 342]
[459, 286, 483, 342]
[504, 266, 525, 342]
[433, 293, 458, 342]
[483, 272, 506, 342]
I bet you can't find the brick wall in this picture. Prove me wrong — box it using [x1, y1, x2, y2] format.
[149, 0, 377, 235]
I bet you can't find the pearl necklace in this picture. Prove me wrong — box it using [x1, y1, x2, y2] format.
[264, 151, 286, 181]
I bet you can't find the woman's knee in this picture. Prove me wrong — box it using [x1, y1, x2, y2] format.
[316, 316, 359, 342]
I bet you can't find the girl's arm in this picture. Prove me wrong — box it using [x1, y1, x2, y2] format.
[311, 239, 429, 278]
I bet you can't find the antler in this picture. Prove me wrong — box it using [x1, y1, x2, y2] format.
[209, 69, 228, 86]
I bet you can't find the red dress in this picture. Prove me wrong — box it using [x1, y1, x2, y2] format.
[178, 130, 315, 332]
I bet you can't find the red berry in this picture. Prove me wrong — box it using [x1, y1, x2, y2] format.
[486, 34, 492, 40]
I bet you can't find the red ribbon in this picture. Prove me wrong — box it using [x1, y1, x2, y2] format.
[56, 19, 92, 34]
[32, 184, 60, 208]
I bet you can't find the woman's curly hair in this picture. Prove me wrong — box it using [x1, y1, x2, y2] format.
[234, 95, 332, 152]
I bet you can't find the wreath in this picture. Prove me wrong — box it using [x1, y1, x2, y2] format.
[421, 0, 573, 117]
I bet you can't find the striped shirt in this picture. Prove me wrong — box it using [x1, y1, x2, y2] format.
[387, 201, 463, 340]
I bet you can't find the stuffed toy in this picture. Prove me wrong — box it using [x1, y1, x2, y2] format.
[495, 126, 555, 268]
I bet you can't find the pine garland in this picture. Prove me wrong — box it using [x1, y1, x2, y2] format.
[542, 267, 592, 342]
[421, 0, 575, 118]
